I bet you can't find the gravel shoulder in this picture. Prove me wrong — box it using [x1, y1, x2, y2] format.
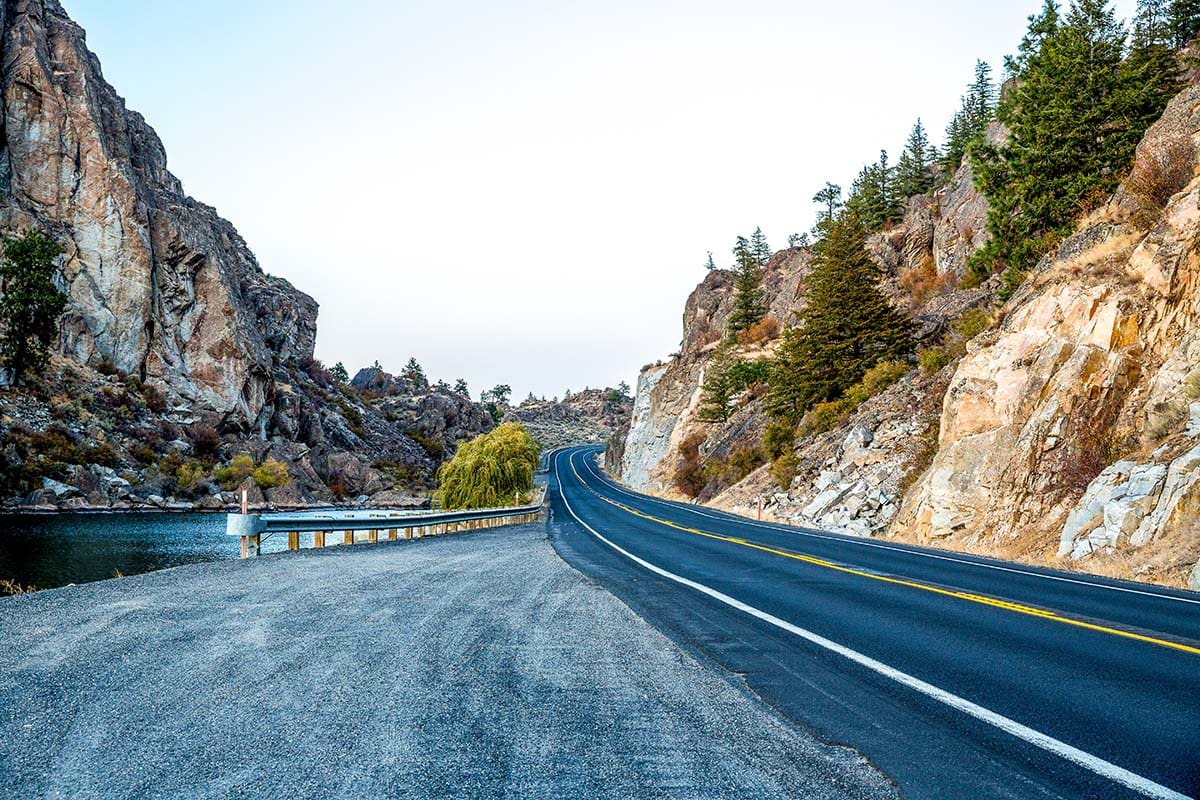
[0, 524, 897, 799]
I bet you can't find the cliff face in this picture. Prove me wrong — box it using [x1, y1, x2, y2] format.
[0, 0, 315, 427]
[503, 388, 633, 450]
[618, 248, 810, 493]
[896, 83, 1200, 587]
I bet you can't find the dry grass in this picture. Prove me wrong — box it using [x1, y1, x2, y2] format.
[1125, 137, 1196, 228]
[0, 578, 38, 595]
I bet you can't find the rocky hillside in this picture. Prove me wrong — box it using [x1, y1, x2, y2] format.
[0, 0, 492, 511]
[610, 81, 1200, 589]
[504, 387, 632, 450]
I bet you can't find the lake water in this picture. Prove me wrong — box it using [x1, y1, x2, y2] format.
[0, 513, 293, 591]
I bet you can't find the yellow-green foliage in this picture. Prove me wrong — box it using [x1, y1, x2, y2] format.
[214, 454, 292, 490]
[799, 360, 910, 436]
[252, 458, 291, 489]
[436, 423, 540, 510]
[213, 454, 255, 489]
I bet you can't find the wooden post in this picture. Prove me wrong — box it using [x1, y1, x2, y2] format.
[407, 527, 414, 539]
[288, 531, 299, 551]
[241, 489, 248, 515]
[388, 529, 397, 541]
[344, 530, 354, 545]
[314, 531, 325, 548]
[368, 529, 378, 543]
[757, 496, 763, 521]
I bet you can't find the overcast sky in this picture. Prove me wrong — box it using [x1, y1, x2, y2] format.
[67, 0, 1136, 401]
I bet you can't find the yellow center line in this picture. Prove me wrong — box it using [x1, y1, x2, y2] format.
[567, 456, 1200, 658]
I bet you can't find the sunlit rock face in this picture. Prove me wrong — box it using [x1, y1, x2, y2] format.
[0, 0, 317, 426]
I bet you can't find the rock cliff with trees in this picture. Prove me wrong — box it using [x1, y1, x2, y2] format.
[611, 0, 1200, 589]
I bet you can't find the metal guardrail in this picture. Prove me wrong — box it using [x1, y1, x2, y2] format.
[226, 492, 545, 558]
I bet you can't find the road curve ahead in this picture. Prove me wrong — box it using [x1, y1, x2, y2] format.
[548, 446, 1200, 800]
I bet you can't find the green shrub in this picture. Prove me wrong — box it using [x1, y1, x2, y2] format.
[251, 458, 291, 489]
[131, 444, 157, 465]
[407, 429, 444, 460]
[918, 346, 953, 375]
[762, 420, 796, 460]
[799, 359, 909, 436]
[436, 423, 540, 509]
[726, 446, 765, 482]
[770, 452, 799, 489]
[800, 397, 856, 436]
[175, 462, 208, 493]
[213, 454, 255, 489]
[83, 443, 119, 468]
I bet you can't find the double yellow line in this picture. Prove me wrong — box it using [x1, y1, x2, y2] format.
[569, 456, 1200, 658]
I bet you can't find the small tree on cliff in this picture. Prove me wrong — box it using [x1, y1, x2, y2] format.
[0, 229, 67, 382]
[727, 237, 766, 334]
[401, 357, 428, 390]
[704, 251, 717, 271]
[330, 362, 349, 384]
[453, 378, 469, 396]
[767, 212, 913, 421]
[697, 343, 737, 422]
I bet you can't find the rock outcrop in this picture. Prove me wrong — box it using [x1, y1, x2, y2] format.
[503, 387, 633, 450]
[895, 83, 1200, 587]
[0, 0, 317, 428]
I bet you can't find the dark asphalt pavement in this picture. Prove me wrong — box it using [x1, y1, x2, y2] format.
[0, 522, 898, 799]
[547, 446, 1200, 800]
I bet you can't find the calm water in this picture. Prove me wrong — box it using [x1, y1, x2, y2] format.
[0, 513, 293, 591]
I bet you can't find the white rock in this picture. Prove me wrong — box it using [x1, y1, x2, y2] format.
[1185, 401, 1200, 437]
[1126, 463, 1167, 498]
[815, 470, 842, 492]
[1131, 444, 1200, 547]
[1102, 501, 1144, 538]
[41, 478, 78, 499]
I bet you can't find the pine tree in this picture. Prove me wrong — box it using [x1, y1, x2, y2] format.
[766, 213, 913, 422]
[401, 357, 428, 390]
[697, 343, 737, 422]
[704, 251, 717, 271]
[1122, 0, 1184, 156]
[971, 0, 1166, 294]
[788, 232, 811, 248]
[727, 237, 766, 333]
[811, 183, 843, 235]
[845, 151, 900, 231]
[1168, 0, 1200, 45]
[943, 60, 997, 170]
[750, 227, 771, 266]
[0, 229, 67, 382]
[330, 362, 349, 384]
[453, 378, 469, 395]
[895, 119, 937, 199]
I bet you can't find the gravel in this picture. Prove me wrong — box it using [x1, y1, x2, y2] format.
[0, 524, 897, 799]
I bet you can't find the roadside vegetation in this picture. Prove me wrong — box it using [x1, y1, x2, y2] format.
[436, 422, 540, 510]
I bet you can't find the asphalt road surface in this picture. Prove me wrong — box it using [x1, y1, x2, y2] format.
[0, 522, 897, 799]
[548, 446, 1200, 800]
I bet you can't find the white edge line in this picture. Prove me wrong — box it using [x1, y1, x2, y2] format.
[554, 451, 1191, 800]
[575, 449, 1200, 607]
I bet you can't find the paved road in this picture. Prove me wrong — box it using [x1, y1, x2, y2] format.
[0, 523, 897, 799]
[548, 446, 1200, 800]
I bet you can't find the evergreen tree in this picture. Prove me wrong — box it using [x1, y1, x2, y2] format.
[0, 229, 67, 382]
[750, 227, 771, 266]
[943, 60, 997, 170]
[453, 378, 469, 395]
[895, 119, 938, 199]
[971, 0, 1171, 294]
[811, 183, 843, 234]
[787, 232, 811, 248]
[704, 251, 717, 271]
[697, 343, 737, 422]
[727, 237, 766, 333]
[330, 361, 349, 384]
[401, 357, 428, 390]
[766, 213, 913, 422]
[845, 151, 900, 231]
[1168, 0, 1200, 45]
[1122, 0, 1185, 156]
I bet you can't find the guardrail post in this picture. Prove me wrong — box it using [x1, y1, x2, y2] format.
[314, 531, 325, 548]
[343, 530, 353, 546]
[288, 531, 299, 551]
[388, 529, 397, 541]
[226, 514, 265, 559]
[368, 529, 378, 543]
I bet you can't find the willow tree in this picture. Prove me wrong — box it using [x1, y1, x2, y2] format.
[436, 423, 540, 509]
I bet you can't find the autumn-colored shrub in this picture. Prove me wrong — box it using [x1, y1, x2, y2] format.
[673, 432, 708, 498]
[1126, 137, 1196, 226]
[189, 425, 221, 459]
[213, 454, 255, 489]
[736, 314, 781, 347]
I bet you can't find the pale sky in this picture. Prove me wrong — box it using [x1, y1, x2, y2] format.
[66, 0, 1137, 401]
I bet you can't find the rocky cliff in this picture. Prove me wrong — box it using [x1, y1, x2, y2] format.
[0, 0, 492, 511]
[612, 80, 1200, 589]
[504, 387, 633, 450]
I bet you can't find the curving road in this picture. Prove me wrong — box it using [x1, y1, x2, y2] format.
[548, 446, 1200, 800]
